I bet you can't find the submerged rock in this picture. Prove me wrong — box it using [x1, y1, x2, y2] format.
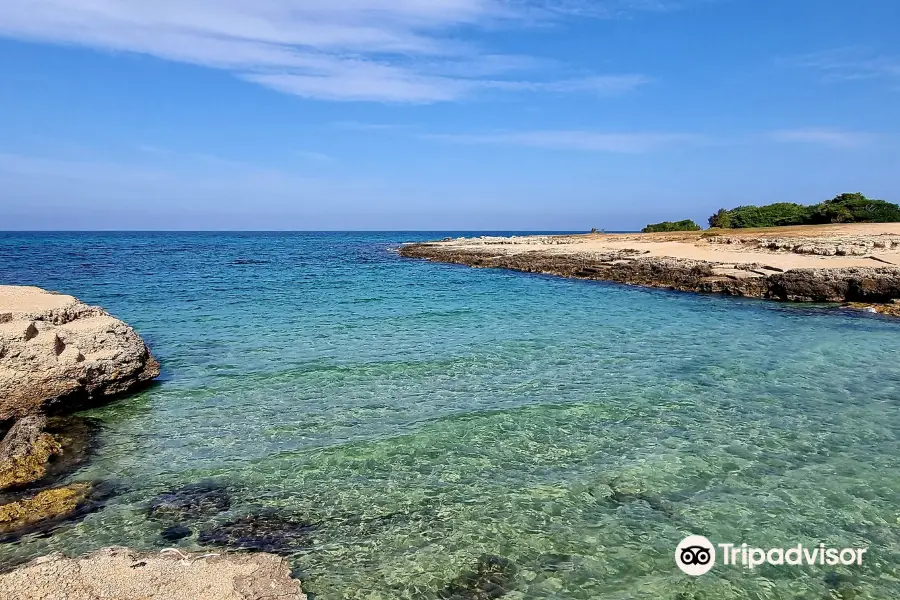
[198, 511, 317, 554]
[0, 546, 306, 600]
[0, 285, 160, 421]
[0, 415, 62, 491]
[147, 481, 231, 521]
[0, 482, 110, 541]
[437, 555, 517, 600]
[0, 415, 99, 494]
[160, 524, 193, 542]
[844, 301, 900, 317]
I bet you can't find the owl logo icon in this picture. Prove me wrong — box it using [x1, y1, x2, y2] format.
[675, 535, 716, 576]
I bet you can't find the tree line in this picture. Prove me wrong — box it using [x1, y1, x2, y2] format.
[641, 193, 900, 233]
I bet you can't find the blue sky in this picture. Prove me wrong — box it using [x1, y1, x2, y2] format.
[1, 0, 898, 230]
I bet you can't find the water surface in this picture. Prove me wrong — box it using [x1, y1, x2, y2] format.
[2, 232, 899, 599]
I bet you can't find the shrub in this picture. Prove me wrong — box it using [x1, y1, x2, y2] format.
[724, 203, 813, 228]
[706, 194, 900, 228]
[808, 193, 900, 224]
[708, 209, 731, 229]
[641, 219, 702, 233]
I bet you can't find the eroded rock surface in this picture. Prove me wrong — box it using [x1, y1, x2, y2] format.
[0, 482, 110, 541]
[0, 415, 62, 490]
[0, 286, 160, 421]
[400, 240, 900, 304]
[0, 547, 307, 600]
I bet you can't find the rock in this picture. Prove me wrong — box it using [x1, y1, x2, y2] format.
[0, 415, 62, 490]
[0, 546, 306, 600]
[437, 554, 516, 600]
[0, 482, 110, 541]
[845, 302, 900, 318]
[0, 414, 97, 493]
[160, 524, 193, 542]
[399, 244, 900, 303]
[0, 286, 160, 421]
[198, 511, 317, 554]
[147, 481, 231, 521]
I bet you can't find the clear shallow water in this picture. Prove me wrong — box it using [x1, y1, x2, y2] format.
[1, 231, 899, 599]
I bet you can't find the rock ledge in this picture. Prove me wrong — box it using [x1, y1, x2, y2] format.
[0, 286, 160, 421]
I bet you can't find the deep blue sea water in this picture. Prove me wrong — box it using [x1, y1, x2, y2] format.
[2, 232, 900, 599]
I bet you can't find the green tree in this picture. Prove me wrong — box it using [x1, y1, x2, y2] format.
[809, 193, 900, 224]
[708, 208, 731, 229]
[642, 219, 702, 233]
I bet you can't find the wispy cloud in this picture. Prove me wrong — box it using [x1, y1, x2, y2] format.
[767, 128, 874, 149]
[782, 48, 900, 84]
[425, 129, 704, 152]
[0, 1, 676, 103]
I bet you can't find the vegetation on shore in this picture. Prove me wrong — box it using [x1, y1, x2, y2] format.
[641, 219, 702, 233]
[707, 193, 900, 229]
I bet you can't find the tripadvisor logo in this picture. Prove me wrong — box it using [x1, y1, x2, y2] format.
[676, 535, 716, 576]
[675, 535, 868, 576]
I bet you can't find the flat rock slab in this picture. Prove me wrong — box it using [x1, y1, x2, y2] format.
[0, 547, 307, 600]
[0, 286, 160, 420]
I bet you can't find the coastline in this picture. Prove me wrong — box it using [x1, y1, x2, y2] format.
[3, 233, 900, 598]
[399, 224, 900, 311]
[0, 286, 307, 599]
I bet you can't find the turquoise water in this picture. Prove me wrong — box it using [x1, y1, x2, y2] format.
[2, 232, 900, 599]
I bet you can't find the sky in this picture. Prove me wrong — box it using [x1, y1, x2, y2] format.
[1, 0, 898, 230]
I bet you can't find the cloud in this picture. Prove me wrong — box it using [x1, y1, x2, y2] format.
[425, 129, 704, 152]
[0, 0, 667, 103]
[782, 48, 900, 84]
[767, 128, 874, 149]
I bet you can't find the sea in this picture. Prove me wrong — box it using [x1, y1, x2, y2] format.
[1, 231, 899, 599]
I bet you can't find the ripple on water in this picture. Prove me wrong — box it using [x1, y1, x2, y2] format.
[0, 232, 899, 599]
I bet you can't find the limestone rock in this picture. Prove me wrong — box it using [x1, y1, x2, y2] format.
[0, 547, 306, 600]
[399, 244, 900, 304]
[0, 482, 108, 541]
[845, 302, 900, 318]
[0, 286, 160, 421]
[0, 415, 99, 493]
[0, 415, 62, 490]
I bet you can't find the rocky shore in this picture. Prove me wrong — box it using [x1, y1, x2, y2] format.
[0, 286, 308, 598]
[399, 224, 900, 310]
[0, 286, 160, 421]
[1, 286, 161, 535]
[0, 547, 306, 600]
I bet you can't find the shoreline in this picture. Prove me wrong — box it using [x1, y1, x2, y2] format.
[398, 224, 900, 312]
[0, 287, 308, 599]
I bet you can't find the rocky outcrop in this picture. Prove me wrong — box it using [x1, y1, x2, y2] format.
[708, 234, 900, 256]
[0, 547, 306, 600]
[0, 482, 110, 541]
[0, 415, 62, 490]
[399, 244, 900, 304]
[0, 286, 160, 422]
